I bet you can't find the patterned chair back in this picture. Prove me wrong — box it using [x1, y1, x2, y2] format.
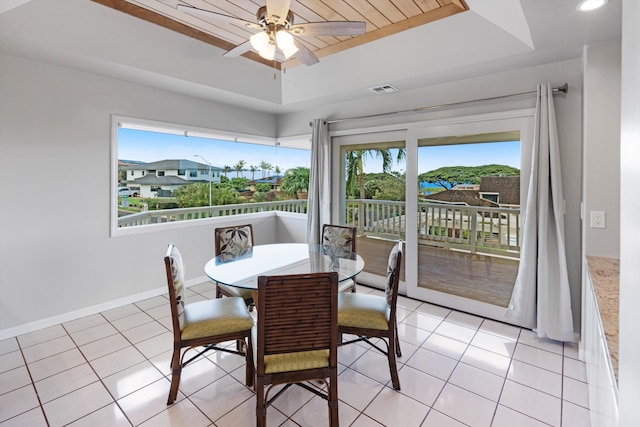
[215, 224, 254, 257]
[164, 243, 186, 335]
[385, 240, 403, 307]
[322, 224, 356, 252]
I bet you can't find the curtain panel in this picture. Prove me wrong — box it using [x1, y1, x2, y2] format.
[306, 119, 331, 245]
[506, 83, 574, 341]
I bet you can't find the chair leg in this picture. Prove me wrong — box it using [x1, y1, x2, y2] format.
[395, 324, 402, 357]
[167, 347, 182, 404]
[387, 335, 401, 390]
[329, 370, 339, 426]
[245, 338, 254, 388]
[256, 383, 266, 427]
[215, 283, 223, 299]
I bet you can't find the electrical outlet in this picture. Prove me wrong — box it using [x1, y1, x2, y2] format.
[590, 211, 606, 229]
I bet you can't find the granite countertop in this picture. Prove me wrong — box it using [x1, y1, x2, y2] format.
[586, 255, 619, 381]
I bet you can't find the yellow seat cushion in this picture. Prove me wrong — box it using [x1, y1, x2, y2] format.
[218, 283, 254, 300]
[338, 292, 390, 331]
[181, 297, 253, 341]
[251, 327, 330, 374]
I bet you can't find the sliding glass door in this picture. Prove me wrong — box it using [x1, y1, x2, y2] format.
[333, 111, 534, 326]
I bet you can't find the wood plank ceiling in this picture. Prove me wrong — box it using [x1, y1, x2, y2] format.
[92, 0, 469, 69]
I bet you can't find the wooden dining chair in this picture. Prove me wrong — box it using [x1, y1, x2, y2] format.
[337, 240, 403, 390]
[214, 224, 255, 308]
[322, 223, 358, 293]
[254, 272, 339, 427]
[164, 243, 254, 405]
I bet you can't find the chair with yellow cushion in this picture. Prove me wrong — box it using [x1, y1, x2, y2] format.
[322, 223, 358, 293]
[164, 243, 254, 405]
[214, 224, 256, 308]
[337, 240, 403, 390]
[253, 272, 339, 427]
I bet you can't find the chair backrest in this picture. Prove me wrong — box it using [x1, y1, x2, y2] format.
[164, 243, 186, 340]
[385, 240, 403, 312]
[256, 272, 338, 371]
[215, 224, 254, 257]
[322, 224, 356, 252]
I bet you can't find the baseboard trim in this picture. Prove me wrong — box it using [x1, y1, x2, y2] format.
[0, 277, 206, 341]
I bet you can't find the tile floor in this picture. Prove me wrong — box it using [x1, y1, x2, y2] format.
[0, 283, 591, 427]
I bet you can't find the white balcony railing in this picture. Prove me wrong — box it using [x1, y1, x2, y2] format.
[117, 200, 307, 228]
[346, 199, 521, 258]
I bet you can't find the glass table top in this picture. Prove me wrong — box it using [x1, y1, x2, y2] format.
[204, 243, 365, 290]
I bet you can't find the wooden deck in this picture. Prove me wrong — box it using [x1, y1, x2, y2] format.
[356, 236, 518, 307]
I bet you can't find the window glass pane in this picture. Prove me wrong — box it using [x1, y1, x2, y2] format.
[417, 133, 521, 307]
[115, 122, 310, 230]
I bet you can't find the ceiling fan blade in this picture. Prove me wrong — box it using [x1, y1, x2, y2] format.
[294, 41, 319, 66]
[290, 21, 366, 37]
[177, 4, 261, 30]
[266, 0, 291, 25]
[224, 40, 252, 57]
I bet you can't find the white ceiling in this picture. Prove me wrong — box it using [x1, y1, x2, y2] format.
[0, 0, 622, 114]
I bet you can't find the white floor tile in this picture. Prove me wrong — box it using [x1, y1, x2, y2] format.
[518, 329, 564, 355]
[478, 319, 521, 341]
[292, 394, 360, 427]
[499, 380, 561, 426]
[62, 314, 108, 335]
[137, 398, 211, 427]
[68, 323, 118, 347]
[364, 386, 430, 427]
[90, 346, 146, 378]
[0, 385, 40, 423]
[448, 362, 505, 402]
[461, 345, 511, 377]
[117, 378, 178, 426]
[109, 311, 154, 332]
[0, 366, 31, 395]
[27, 348, 86, 382]
[401, 312, 443, 332]
[102, 360, 164, 400]
[433, 321, 477, 344]
[405, 348, 457, 381]
[0, 352, 24, 375]
[17, 325, 67, 348]
[396, 322, 431, 347]
[415, 303, 451, 320]
[563, 356, 588, 382]
[422, 410, 467, 427]
[397, 365, 445, 406]
[492, 404, 550, 427]
[66, 403, 131, 427]
[42, 382, 113, 426]
[0, 338, 19, 357]
[513, 342, 563, 373]
[563, 376, 590, 409]
[119, 320, 167, 344]
[22, 335, 76, 363]
[79, 333, 131, 361]
[422, 333, 468, 360]
[470, 330, 517, 358]
[0, 407, 48, 427]
[507, 359, 563, 397]
[562, 401, 592, 427]
[433, 383, 496, 427]
[337, 367, 385, 411]
[134, 332, 173, 359]
[101, 304, 142, 322]
[445, 310, 483, 329]
[189, 375, 253, 423]
[34, 363, 98, 404]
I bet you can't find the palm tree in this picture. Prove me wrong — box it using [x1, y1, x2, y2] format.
[274, 165, 281, 175]
[222, 165, 232, 178]
[259, 160, 272, 178]
[249, 165, 258, 180]
[345, 148, 406, 199]
[234, 160, 246, 178]
[281, 167, 310, 199]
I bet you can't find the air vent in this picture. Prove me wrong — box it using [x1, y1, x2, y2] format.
[368, 84, 398, 94]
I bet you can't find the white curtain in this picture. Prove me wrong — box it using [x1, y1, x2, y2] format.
[306, 119, 331, 245]
[506, 83, 575, 342]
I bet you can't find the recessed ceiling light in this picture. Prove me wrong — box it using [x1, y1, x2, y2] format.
[577, 0, 609, 11]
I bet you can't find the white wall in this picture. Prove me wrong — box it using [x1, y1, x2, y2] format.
[583, 40, 622, 258]
[0, 54, 278, 334]
[279, 59, 585, 334]
[618, 1, 640, 424]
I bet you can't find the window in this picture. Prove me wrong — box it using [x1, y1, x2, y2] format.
[112, 116, 311, 236]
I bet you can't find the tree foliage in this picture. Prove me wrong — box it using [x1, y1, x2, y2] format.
[174, 183, 240, 207]
[418, 164, 520, 190]
[281, 166, 310, 197]
[345, 148, 406, 199]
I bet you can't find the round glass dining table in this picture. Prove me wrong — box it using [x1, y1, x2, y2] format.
[204, 243, 365, 290]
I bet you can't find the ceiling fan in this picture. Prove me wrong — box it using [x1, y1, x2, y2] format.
[176, 0, 366, 66]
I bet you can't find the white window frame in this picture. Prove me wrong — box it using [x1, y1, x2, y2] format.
[110, 115, 310, 237]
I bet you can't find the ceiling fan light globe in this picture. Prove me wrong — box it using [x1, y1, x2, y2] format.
[250, 32, 269, 51]
[259, 43, 276, 60]
[275, 30, 295, 50]
[281, 44, 299, 59]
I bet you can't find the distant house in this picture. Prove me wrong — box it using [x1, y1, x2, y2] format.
[120, 159, 222, 198]
[249, 175, 283, 192]
[424, 176, 520, 208]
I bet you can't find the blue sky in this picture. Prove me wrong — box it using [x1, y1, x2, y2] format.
[119, 128, 520, 175]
